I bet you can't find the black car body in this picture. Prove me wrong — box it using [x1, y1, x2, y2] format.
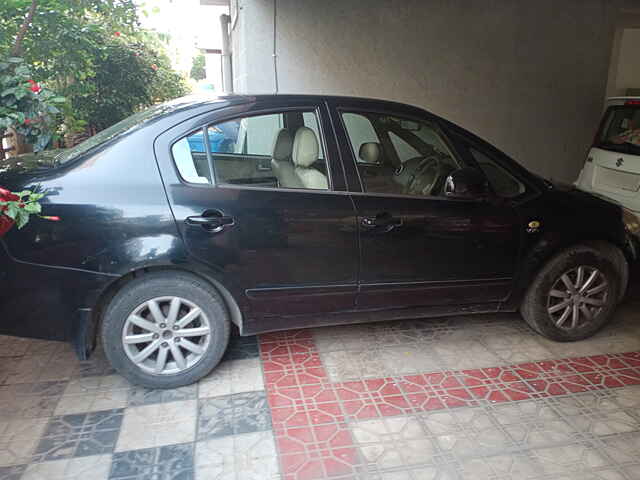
[0, 94, 636, 387]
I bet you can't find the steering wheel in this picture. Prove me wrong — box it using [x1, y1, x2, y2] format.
[403, 156, 442, 196]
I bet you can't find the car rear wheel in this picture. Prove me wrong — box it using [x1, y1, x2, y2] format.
[101, 272, 230, 388]
[521, 243, 624, 341]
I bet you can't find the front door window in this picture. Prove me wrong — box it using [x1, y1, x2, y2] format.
[340, 112, 459, 197]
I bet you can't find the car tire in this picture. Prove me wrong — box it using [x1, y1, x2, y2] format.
[101, 271, 230, 388]
[521, 242, 624, 342]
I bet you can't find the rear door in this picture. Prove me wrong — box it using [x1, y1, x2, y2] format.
[328, 99, 522, 310]
[155, 98, 359, 326]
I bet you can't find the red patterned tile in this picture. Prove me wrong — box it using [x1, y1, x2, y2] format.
[615, 368, 640, 385]
[620, 352, 640, 367]
[260, 332, 640, 479]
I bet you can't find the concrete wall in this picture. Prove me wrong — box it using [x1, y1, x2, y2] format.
[613, 28, 640, 95]
[230, 0, 626, 182]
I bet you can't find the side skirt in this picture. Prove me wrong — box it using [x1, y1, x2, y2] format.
[241, 302, 509, 336]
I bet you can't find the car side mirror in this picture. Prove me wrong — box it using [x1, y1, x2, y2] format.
[444, 167, 490, 200]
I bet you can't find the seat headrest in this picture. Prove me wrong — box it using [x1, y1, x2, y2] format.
[272, 128, 293, 161]
[359, 142, 381, 164]
[292, 127, 319, 168]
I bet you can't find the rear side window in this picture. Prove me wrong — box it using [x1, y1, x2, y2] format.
[596, 105, 640, 155]
[171, 110, 329, 190]
[172, 134, 211, 184]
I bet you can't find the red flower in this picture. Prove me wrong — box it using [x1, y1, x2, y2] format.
[27, 79, 41, 93]
[0, 187, 19, 202]
[41, 216, 60, 221]
[24, 118, 31, 125]
[114, 31, 121, 37]
[0, 215, 13, 237]
[150, 64, 158, 71]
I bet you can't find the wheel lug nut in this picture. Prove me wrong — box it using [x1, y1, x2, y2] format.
[175, 338, 180, 343]
[161, 342, 168, 347]
[159, 323, 166, 329]
[152, 333, 159, 339]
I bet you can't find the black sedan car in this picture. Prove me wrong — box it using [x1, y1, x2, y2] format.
[1, 94, 637, 388]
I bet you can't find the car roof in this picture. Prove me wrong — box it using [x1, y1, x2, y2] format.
[175, 93, 426, 113]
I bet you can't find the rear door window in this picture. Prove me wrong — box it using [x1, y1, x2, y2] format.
[171, 110, 330, 190]
[596, 105, 640, 155]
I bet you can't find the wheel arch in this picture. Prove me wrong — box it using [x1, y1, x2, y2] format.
[81, 265, 245, 356]
[505, 231, 630, 311]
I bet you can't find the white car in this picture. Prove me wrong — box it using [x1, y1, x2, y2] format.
[576, 97, 640, 215]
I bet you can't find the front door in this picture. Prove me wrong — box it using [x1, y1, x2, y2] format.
[329, 100, 522, 310]
[156, 100, 359, 326]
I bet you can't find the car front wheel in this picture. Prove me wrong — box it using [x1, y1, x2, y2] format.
[521, 243, 624, 341]
[101, 272, 230, 388]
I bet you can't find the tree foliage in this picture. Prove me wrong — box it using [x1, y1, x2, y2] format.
[1, 0, 189, 139]
[190, 54, 206, 81]
[0, 57, 64, 152]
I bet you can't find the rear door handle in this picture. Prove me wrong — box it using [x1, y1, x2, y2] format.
[186, 211, 234, 233]
[360, 213, 403, 230]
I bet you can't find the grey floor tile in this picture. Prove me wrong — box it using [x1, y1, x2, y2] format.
[54, 375, 131, 415]
[197, 391, 271, 440]
[110, 443, 194, 480]
[116, 400, 197, 452]
[198, 358, 264, 399]
[21, 454, 112, 480]
[420, 406, 515, 459]
[597, 432, 640, 467]
[76, 348, 116, 378]
[0, 336, 32, 358]
[457, 453, 542, 480]
[0, 381, 67, 419]
[127, 384, 197, 407]
[0, 465, 26, 480]
[530, 442, 614, 476]
[0, 418, 49, 467]
[0, 351, 79, 385]
[351, 416, 439, 470]
[491, 400, 583, 448]
[33, 409, 124, 462]
[195, 430, 279, 480]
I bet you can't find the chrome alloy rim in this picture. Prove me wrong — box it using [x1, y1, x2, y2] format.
[547, 266, 609, 330]
[122, 296, 211, 375]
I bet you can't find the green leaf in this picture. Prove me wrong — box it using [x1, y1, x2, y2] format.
[14, 210, 30, 229]
[23, 202, 41, 214]
[5, 203, 19, 219]
[7, 57, 24, 63]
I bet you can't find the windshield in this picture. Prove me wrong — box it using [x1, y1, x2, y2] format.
[595, 105, 640, 156]
[55, 102, 178, 165]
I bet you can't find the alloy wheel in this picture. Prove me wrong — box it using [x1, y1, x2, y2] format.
[122, 296, 211, 375]
[546, 266, 609, 331]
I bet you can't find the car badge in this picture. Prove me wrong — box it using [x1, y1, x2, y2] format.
[616, 158, 624, 167]
[527, 220, 541, 233]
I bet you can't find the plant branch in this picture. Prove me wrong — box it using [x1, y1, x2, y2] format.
[11, 0, 38, 57]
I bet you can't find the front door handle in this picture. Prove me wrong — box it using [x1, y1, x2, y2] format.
[186, 211, 234, 233]
[360, 213, 403, 231]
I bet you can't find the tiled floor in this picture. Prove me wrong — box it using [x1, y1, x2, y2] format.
[1, 287, 640, 479]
